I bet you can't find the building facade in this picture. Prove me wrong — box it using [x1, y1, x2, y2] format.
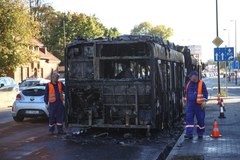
[188, 45, 202, 62]
[7, 40, 61, 83]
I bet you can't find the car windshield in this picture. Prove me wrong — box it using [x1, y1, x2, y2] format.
[20, 81, 40, 87]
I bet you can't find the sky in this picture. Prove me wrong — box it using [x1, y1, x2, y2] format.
[44, 0, 240, 62]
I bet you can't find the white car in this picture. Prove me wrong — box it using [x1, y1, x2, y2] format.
[0, 77, 19, 92]
[19, 78, 50, 91]
[12, 85, 49, 122]
[59, 78, 65, 85]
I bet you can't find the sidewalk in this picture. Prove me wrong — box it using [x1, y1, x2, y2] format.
[166, 98, 240, 160]
[0, 91, 16, 110]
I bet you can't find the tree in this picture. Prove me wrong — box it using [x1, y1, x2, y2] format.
[29, 0, 44, 16]
[131, 22, 152, 35]
[31, 6, 121, 64]
[131, 22, 173, 40]
[104, 27, 121, 38]
[30, 3, 121, 64]
[43, 12, 108, 63]
[0, 0, 40, 76]
[150, 25, 173, 40]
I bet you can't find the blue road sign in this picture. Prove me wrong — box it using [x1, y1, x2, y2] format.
[232, 60, 239, 70]
[214, 47, 234, 61]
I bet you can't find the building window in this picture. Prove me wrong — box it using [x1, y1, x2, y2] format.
[27, 67, 29, 78]
[41, 68, 43, 78]
[21, 67, 23, 81]
[34, 68, 37, 78]
[31, 62, 34, 69]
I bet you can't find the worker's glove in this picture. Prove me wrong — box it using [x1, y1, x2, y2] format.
[183, 101, 186, 109]
[182, 97, 187, 109]
[201, 101, 207, 110]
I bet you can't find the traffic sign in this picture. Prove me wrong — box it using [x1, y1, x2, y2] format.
[232, 60, 239, 70]
[214, 47, 234, 61]
[212, 37, 224, 47]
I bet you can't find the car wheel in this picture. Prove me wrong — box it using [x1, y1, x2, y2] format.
[13, 116, 24, 122]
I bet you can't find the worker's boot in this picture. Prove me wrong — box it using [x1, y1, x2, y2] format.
[184, 134, 193, 139]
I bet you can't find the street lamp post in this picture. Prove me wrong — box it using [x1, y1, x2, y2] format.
[223, 29, 231, 97]
[231, 20, 237, 85]
[223, 29, 229, 97]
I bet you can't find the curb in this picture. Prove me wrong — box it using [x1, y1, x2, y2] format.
[0, 106, 12, 111]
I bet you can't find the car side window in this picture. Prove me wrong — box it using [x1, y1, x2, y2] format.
[10, 78, 16, 85]
[5, 78, 11, 86]
[0, 79, 7, 86]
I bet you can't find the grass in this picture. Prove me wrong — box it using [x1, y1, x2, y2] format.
[220, 88, 227, 97]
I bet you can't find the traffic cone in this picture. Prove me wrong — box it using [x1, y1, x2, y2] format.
[218, 106, 226, 118]
[222, 101, 226, 112]
[210, 119, 222, 138]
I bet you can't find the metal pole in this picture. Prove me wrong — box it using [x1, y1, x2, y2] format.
[228, 30, 231, 81]
[225, 50, 228, 97]
[223, 30, 229, 97]
[216, 0, 221, 94]
[235, 20, 237, 85]
[235, 20, 237, 57]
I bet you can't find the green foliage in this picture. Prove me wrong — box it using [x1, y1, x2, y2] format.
[104, 27, 121, 38]
[220, 88, 227, 97]
[131, 22, 153, 35]
[131, 22, 173, 40]
[0, 0, 40, 76]
[31, 5, 121, 64]
[150, 25, 174, 40]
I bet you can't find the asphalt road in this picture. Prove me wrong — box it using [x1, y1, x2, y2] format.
[0, 117, 182, 160]
[203, 76, 240, 97]
[0, 108, 13, 124]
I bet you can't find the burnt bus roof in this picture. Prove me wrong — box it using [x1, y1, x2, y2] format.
[68, 35, 164, 46]
[66, 35, 189, 63]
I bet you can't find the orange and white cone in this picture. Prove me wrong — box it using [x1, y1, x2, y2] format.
[210, 119, 222, 138]
[218, 106, 226, 118]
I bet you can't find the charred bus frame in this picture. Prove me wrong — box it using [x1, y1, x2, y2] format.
[65, 35, 196, 130]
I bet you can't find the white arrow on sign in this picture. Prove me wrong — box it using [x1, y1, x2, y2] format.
[228, 56, 234, 60]
[221, 53, 224, 60]
[215, 53, 218, 60]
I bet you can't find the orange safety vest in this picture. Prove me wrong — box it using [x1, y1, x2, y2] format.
[48, 82, 63, 102]
[185, 80, 204, 104]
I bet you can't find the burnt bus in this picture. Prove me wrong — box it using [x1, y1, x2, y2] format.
[65, 35, 196, 131]
[176, 46, 201, 83]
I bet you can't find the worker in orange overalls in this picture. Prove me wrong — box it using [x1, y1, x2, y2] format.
[184, 71, 208, 139]
[44, 72, 65, 134]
